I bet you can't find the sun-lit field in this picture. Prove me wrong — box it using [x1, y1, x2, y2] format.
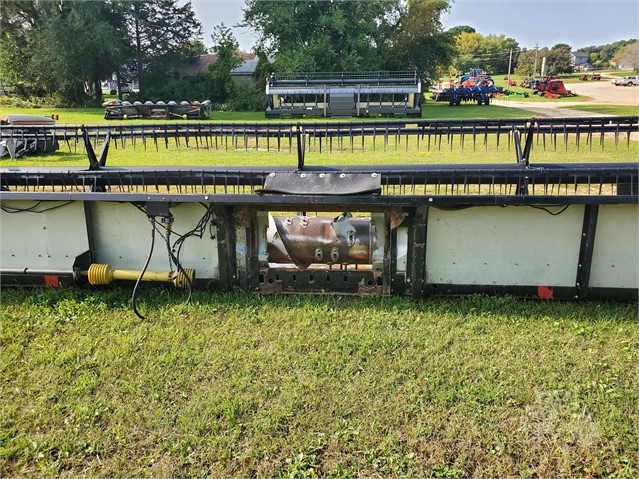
[1, 289, 637, 478]
[1, 103, 638, 478]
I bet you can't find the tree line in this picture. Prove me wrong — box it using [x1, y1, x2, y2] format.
[0, 0, 635, 108]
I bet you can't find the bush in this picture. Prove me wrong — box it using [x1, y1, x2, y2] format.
[0, 95, 57, 109]
[226, 84, 266, 112]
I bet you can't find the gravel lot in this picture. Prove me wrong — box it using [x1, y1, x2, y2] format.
[493, 74, 639, 116]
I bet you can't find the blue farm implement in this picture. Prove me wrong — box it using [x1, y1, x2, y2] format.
[430, 85, 500, 106]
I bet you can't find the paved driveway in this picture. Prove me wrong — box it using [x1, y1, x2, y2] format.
[493, 75, 639, 116]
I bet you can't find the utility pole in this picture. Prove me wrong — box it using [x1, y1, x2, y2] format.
[533, 44, 539, 79]
[506, 48, 513, 93]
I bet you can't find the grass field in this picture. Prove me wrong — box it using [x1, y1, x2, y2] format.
[2, 116, 637, 169]
[1, 289, 637, 478]
[2, 97, 638, 477]
[0, 99, 537, 125]
[559, 105, 639, 116]
[2, 135, 637, 169]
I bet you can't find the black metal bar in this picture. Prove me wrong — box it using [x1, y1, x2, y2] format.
[407, 206, 427, 298]
[3, 117, 637, 147]
[212, 206, 235, 290]
[382, 212, 392, 295]
[296, 124, 305, 170]
[576, 204, 599, 299]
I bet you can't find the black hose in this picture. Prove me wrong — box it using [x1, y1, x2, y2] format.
[131, 218, 156, 319]
[165, 227, 193, 306]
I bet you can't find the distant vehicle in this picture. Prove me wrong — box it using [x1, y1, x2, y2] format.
[612, 76, 638, 86]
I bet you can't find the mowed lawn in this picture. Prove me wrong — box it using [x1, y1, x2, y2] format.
[0, 99, 536, 125]
[1, 102, 638, 477]
[1, 289, 637, 478]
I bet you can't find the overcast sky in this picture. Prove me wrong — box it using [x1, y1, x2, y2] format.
[189, 0, 639, 52]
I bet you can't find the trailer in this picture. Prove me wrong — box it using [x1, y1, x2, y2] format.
[265, 71, 422, 118]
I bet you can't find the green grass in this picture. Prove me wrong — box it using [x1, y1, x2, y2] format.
[560, 105, 639, 116]
[605, 71, 638, 78]
[2, 131, 636, 169]
[1, 289, 637, 478]
[2, 101, 638, 478]
[0, 100, 535, 126]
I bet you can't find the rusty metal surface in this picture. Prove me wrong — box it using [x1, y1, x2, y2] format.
[267, 214, 375, 268]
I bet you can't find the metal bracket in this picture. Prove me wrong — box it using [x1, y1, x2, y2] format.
[83, 126, 110, 171]
[258, 172, 381, 196]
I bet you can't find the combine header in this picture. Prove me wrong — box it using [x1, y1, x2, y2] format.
[103, 99, 212, 120]
[0, 114, 59, 158]
[1, 117, 637, 315]
[265, 71, 422, 118]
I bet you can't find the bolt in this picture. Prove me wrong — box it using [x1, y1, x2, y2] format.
[339, 173, 346, 179]
[371, 173, 378, 178]
[428, 198, 433, 202]
[319, 173, 326, 178]
[269, 172, 276, 177]
[300, 173, 307, 178]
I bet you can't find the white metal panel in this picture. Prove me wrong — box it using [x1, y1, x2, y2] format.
[396, 227, 408, 273]
[0, 200, 89, 271]
[89, 202, 219, 280]
[590, 204, 639, 289]
[425, 205, 584, 287]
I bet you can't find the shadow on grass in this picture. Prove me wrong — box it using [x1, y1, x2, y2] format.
[2, 286, 635, 324]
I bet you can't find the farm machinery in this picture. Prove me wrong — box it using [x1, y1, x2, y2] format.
[431, 69, 501, 106]
[0, 117, 637, 315]
[520, 77, 577, 98]
[103, 99, 212, 120]
[0, 114, 59, 158]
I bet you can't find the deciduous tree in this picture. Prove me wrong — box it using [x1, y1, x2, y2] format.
[119, 0, 203, 93]
[243, 0, 399, 72]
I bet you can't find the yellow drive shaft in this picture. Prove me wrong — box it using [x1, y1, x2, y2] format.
[87, 263, 195, 289]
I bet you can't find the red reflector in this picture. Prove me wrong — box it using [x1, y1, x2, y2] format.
[537, 285, 554, 299]
[44, 275, 60, 287]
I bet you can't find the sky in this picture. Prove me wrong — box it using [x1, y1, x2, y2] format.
[189, 0, 639, 53]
